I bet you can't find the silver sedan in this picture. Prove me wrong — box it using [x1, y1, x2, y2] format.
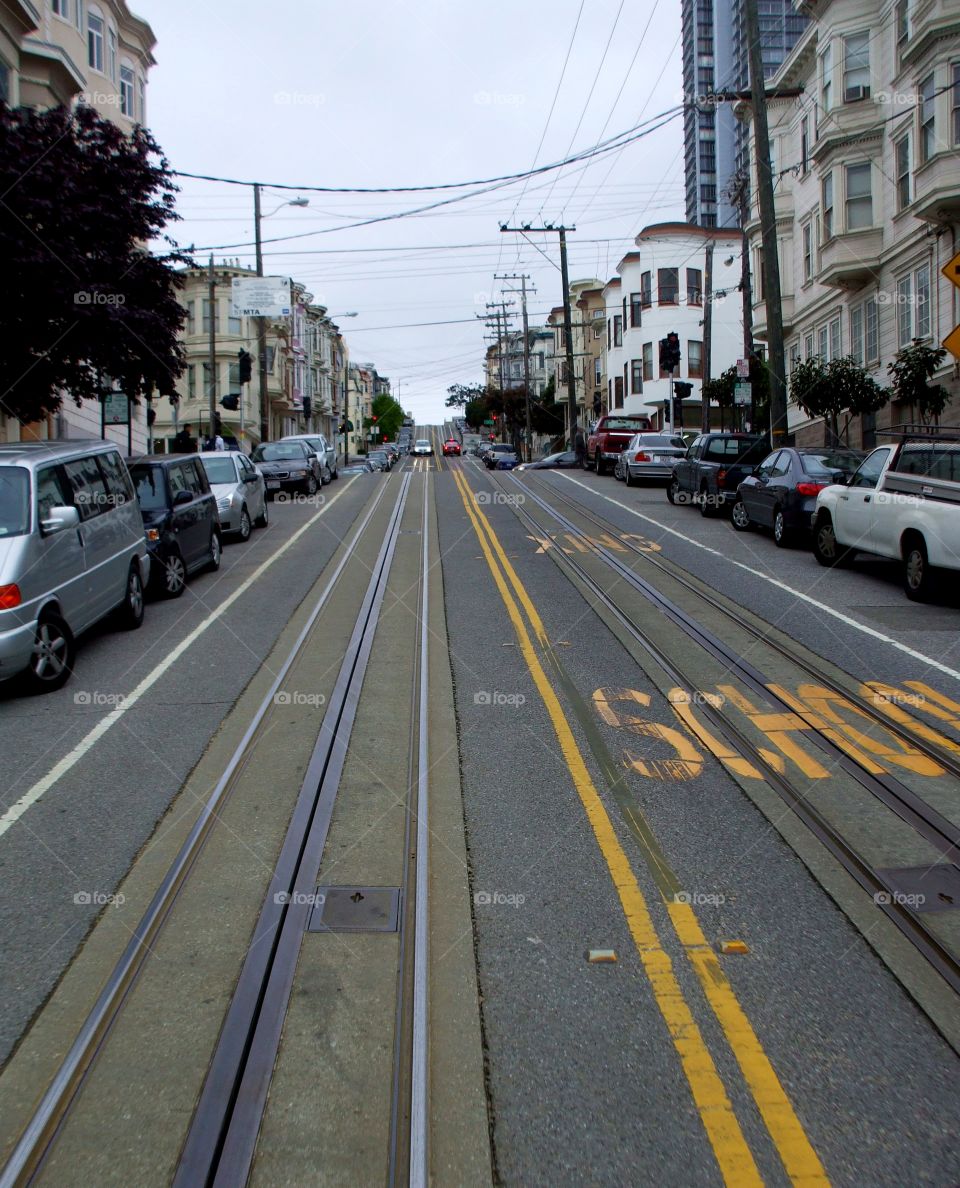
[199, 451, 268, 540]
[615, 433, 688, 486]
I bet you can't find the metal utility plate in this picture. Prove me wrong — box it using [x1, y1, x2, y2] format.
[877, 865, 960, 913]
[307, 886, 401, 933]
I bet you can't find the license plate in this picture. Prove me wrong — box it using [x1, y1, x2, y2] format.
[267, 481, 280, 490]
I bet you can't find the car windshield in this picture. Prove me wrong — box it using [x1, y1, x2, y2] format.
[703, 437, 768, 464]
[636, 435, 685, 449]
[800, 451, 864, 478]
[201, 457, 238, 485]
[254, 444, 305, 462]
[603, 418, 649, 431]
[0, 468, 29, 537]
[415, 440, 430, 447]
[491, 444, 512, 452]
[130, 464, 167, 511]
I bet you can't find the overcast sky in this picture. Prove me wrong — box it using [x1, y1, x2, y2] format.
[135, 0, 685, 424]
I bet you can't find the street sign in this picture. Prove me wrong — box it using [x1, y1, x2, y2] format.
[736, 358, 750, 378]
[230, 276, 292, 318]
[942, 251, 960, 361]
[102, 392, 129, 424]
[734, 382, 752, 405]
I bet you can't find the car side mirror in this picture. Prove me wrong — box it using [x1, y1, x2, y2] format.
[244, 471, 259, 482]
[41, 504, 80, 534]
[174, 488, 193, 506]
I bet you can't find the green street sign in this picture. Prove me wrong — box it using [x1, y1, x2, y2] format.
[483, 419, 494, 426]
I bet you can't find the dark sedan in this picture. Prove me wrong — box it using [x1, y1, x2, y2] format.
[483, 444, 516, 469]
[493, 451, 520, 471]
[521, 450, 579, 471]
[732, 446, 866, 546]
[251, 441, 321, 498]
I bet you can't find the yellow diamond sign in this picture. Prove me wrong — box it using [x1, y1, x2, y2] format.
[942, 251, 960, 360]
[943, 324, 960, 362]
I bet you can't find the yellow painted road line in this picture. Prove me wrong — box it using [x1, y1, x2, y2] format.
[453, 467, 829, 1187]
[451, 468, 762, 1187]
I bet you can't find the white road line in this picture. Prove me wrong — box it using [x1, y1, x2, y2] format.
[559, 473, 960, 684]
[0, 480, 357, 840]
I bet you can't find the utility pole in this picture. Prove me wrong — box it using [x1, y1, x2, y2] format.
[500, 223, 577, 444]
[496, 273, 535, 459]
[744, 0, 787, 444]
[253, 183, 270, 445]
[207, 254, 217, 444]
[702, 240, 714, 433]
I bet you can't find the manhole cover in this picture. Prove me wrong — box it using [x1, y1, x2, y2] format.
[307, 886, 401, 933]
[876, 864, 960, 913]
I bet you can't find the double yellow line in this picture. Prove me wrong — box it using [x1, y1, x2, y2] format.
[451, 467, 828, 1187]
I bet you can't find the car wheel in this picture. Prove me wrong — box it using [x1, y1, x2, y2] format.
[320, 465, 331, 486]
[306, 475, 318, 496]
[25, 612, 75, 693]
[698, 485, 715, 517]
[237, 506, 252, 541]
[255, 499, 268, 528]
[116, 563, 145, 629]
[159, 549, 187, 597]
[731, 498, 751, 532]
[812, 515, 849, 568]
[666, 476, 681, 505]
[625, 467, 636, 487]
[331, 465, 338, 480]
[773, 507, 792, 548]
[904, 535, 936, 601]
[205, 530, 222, 573]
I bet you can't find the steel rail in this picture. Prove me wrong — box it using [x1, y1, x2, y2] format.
[0, 478, 395, 1188]
[176, 473, 413, 1187]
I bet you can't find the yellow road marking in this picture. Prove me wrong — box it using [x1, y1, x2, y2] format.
[451, 468, 763, 1186]
[453, 465, 829, 1186]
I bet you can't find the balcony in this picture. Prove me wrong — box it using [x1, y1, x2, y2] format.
[752, 293, 796, 339]
[818, 227, 883, 288]
[912, 154, 960, 224]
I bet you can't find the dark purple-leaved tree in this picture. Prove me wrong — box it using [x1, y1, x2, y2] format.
[0, 102, 190, 424]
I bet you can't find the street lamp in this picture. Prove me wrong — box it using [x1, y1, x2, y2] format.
[253, 188, 310, 443]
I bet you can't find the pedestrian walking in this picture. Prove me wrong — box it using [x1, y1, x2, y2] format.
[574, 422, 587, 468]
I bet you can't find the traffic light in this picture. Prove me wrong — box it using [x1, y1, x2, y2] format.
[659, 333, 681, 372]
[220, 393, 240, 411]
[673, 381, 693, 400]
[302, 396, 312, 419]
[237, 349, 253, 384]
[662, 399, 670, 422]
[672, 397, 683, 422]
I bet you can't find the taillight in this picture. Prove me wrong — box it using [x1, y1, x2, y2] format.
[796, 482, 826, 496]
[634, 451, 650, 462]
[0, 584, 22, 609]
[717, 468, 728, 487]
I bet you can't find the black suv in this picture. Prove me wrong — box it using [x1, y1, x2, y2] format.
[667, 433, 769, 517]
[130, 455, 221, 597]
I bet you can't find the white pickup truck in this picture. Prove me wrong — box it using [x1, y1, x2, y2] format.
[811, 431, 960, 600]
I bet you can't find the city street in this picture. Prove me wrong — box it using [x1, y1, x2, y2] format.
[2, 437, 958, 1185]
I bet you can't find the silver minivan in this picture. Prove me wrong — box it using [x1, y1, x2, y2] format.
[0, 440, 150, 693]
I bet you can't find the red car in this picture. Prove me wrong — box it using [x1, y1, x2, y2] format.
[442, 439, 461, 456]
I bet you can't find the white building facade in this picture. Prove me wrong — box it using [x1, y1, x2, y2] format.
[604, 223, 745, 429]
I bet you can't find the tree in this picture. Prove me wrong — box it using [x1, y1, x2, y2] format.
[369, 392, 404, 442]
[445, 382, 485, 409]
[464, 396, 489, 430]
[790, 355, 887, 445]
[702, 356, 771, 432]
[0, 102, 190, 424]
[887, 341, 950, 425]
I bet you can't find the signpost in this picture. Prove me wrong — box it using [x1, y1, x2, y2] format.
[736, 358, 750, 379]
[942, 250, 960, 361]
[230, 276, 292, 319]
[734, 382, 752, 405]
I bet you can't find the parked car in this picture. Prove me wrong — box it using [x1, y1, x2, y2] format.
[483, 444, 516, 469]
[129, 455, 220, 599]
[442, 439, 462, 456]
[667, 433, 769, 516]
[0, 441, 149, 692]
[812, 430, 960, 599]
[614, 433, 688, 486]
[520, 450, 580, 471]
[367, 450, 392, 471]
[198, 451, 268, 540]
[732, 447, 865, 546]
[251, 441, 322, 498]
[280, 433, 338, 482]
[412, 439, 433, 456]
[586, 414, 653, 474]
[492, 451, 520, 471]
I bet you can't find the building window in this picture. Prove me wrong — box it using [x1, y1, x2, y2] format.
[687, 268, 702, 305]
[52, 0, 69, 16]
[228, 308, 242, 334]
[613, 315, 623, 347]
[595, 358, 602, 386]
[202, 299, 214, 334]
[107, 25, 117, 82]
[897, 275, 913, 346]
[953, 63, 960, 145]
[631, 360, 643, 394]
[804, 332, 814, 359]
[630, 292, 642, 327]
[800, 117, 809, 173]
[920, 74, 935, 162]
[895, 135, 911, 210]
[896, 0, 909, 43]
[850, 304, 864, 364]
[138, 75, 146, 122]
[802, 222, 813, 282]
[87, 10, 104, 72]
[642, 343, 653, 382]
[0, 60, 9, 105]
[865, 297, 879, 360]
[187, 366, 196, 401]
[789, 342, 801, 374]
[830, 317, 841, 360]
[818, 325, 828, 359]
[120, 65, 135, 117]
[593, 325, 603, 339]
[640, 271, 652, 307]
[607, 319, 611, 350]
[845, 163, 872, 229]
[614, 376, 624, 408]
[820, 43, 833, 115]
[843, 32, 870, 100]
[822, 172, 834, 238]
[688, 340, 703, 378]
[916, 263, 931, 338]
[658, 268, 679, 305]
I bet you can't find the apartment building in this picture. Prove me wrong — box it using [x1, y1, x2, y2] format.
[604, 223, 744, 429]
[0, 0, 156, 448]
[738, 0, 960, 444]
[485, 327, 556, 396]
[546, 279, 605, 423]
